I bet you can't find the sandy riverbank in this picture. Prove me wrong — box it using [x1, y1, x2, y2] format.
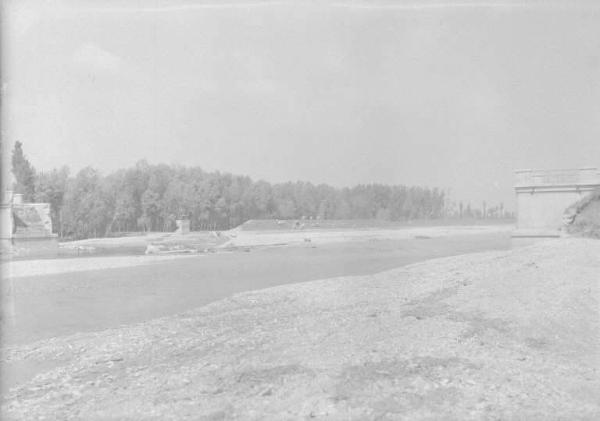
[1, 238, 598, 420]
[2, 253, 203, 279]
[224, 224, 513, 247]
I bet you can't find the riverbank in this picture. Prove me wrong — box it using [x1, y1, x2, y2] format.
[3, 224, 513, 278]
[2, 238, 598, 420]
[224, 224, 513, 248]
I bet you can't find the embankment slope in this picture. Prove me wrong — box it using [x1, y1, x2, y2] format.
[2, 239, 599, 420]
[567, 188, 600, 238]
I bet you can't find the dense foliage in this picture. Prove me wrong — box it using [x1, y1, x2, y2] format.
[42, 161, 447, 239]
[12, 143, 508, 240]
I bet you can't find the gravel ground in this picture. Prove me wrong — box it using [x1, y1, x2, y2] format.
[1, 238, 599, 420]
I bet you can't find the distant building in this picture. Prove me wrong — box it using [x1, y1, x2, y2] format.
[1, 190, 59, 258]
[513, 167, 600, 238]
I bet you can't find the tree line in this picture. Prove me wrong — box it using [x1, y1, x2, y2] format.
[10, 142, 507, 240]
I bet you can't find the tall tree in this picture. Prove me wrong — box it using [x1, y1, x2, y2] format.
[61, 167, 110, 239]
[11, 141, 36, 201]
[34, 166, 69, 234]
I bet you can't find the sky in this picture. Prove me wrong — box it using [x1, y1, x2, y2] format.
[2, 0, 600, 210]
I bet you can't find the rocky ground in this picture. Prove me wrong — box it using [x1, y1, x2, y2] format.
[1, 238, 599, 420]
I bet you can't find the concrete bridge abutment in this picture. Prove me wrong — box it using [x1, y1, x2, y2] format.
[512, 167, 600, 241]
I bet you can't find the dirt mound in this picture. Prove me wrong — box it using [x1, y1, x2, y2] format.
[2, 239, 599, 420]
[565, 188, 600, 238]
[236, 219, 298, 230]
[234, 219, 363, 231]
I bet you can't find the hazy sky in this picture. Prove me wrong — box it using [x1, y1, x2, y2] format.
[3, 0, 600, 209]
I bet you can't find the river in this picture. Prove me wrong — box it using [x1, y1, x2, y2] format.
[2, 232, 510, 346]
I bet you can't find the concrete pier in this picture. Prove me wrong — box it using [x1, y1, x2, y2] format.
[1, 190, 59, 259]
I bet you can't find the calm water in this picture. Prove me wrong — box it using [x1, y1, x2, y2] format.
[2, 233, 510, 346]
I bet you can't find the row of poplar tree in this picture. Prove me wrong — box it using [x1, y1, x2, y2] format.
[10, 142, 447, 239]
